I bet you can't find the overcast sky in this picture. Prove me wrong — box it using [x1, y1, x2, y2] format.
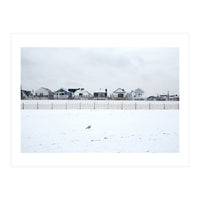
[21, 47, 179, 96]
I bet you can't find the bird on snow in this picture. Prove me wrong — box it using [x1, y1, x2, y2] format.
[86, 125, 91, 129]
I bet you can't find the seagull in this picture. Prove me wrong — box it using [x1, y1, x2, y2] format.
[86, 125, 91, 129]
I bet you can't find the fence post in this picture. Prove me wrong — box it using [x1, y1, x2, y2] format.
[108, 102, 109, 109]
[149, 103, 151, 110]
[51, 103, 53, 110]
[163, 103, 165, 110]
[121, 103, 123, 110]
[22, 102, 24, 110]
[80, 102, 81, 109]
[37, 102, 39, 109]
[66, 103, 67, 110]
[135, 103, 137, 110]
[177, 103, 179, 110]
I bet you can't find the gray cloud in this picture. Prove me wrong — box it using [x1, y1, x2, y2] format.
[21, 47, 179, 96]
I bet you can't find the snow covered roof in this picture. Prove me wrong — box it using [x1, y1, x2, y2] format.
[55, 88, 69, 92]
[74, 88, 91, 96]
[41, 87, 53, 92]
[134, 88, 144, 93]
[94, 88, 107, 93]
[113, 88, 126, 93]
[36, 87, 53, 94]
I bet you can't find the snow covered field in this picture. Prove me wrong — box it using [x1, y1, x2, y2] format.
[21, 110, 179, 153]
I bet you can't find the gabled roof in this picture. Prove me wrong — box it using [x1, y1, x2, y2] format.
[129, 90, 135, 94]
[113, 88, 126, 93]
[94, 88, 107, 93]
[36, 87, 53, 94]
[41, 87, 52, 92]
[22, 90, 32, 97]
[74, 88, 92, 96]
[68, 88, 79, 93]
[147, 96, 157, 98]
[55, 88, 71, 93]
[134, 88, 144, 93]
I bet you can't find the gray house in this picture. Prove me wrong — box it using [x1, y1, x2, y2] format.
[21, 90, 32, 100]
[34, 87, 54, 99]
[169, 95, 179, 101]
[54, 88, 73, 99]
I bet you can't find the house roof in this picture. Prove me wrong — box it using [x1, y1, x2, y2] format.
[94, 88, 107, 93]
[36, 87, 53, 94]
[147, 96, 156, 98]
[68, 88, 79, 93]
[74, 88, 92, 96]
[160, 95, 168, 97]
[41, 87, 52, 92]
[113, 88, 126, 93]
[55, 88, 71, 93]
[134, 88, 144, 93]
[170, 94, 179, 97]
[129, 90, 134, 94]
[21, 90, 32, 98]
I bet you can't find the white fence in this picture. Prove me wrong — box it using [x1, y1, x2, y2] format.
[21, 102, 179, 110]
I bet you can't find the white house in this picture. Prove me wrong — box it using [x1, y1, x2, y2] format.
[134, 88, 144, 100]
[127, 90, 135, 100]
[111, 88, 127, 100]
[93, 89, 108, 100]
[74, 88, 92, 99]
[35, 87, 54, 99]
[128, 88, 144, 100]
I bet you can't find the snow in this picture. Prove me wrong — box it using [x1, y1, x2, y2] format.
[21, 110, 179, 153]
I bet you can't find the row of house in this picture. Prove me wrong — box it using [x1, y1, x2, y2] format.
[21, 87, 179, 101]
[21, 87, 144, 100]
[147, 94, 179, 101]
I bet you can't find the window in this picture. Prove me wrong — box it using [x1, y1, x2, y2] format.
[94, 93, 98, 97]
[118, 94, 123, 98]
[100, 93, 106, 98]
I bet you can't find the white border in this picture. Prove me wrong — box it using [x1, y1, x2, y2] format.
[11, 33, 189, 167]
